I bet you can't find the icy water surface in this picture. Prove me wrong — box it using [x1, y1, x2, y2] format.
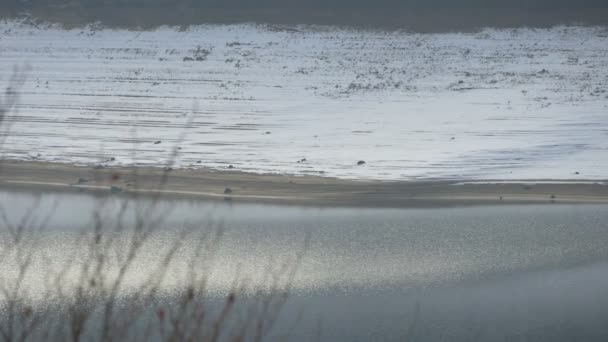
[1, 190, 608, 340]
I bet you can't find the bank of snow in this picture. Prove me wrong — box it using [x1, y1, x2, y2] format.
[1, 20, 607, 180]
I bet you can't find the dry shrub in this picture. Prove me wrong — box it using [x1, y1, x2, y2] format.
[0, 66, 306, 342]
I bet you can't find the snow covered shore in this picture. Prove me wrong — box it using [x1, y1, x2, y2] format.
[1, 20, 607, 180]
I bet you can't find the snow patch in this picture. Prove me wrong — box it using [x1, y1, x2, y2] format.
[1, 22, 607, 180]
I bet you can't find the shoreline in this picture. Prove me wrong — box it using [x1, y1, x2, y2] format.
[1, 160, 607, 208]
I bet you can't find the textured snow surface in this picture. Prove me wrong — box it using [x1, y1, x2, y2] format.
[1, 20, 607, 180]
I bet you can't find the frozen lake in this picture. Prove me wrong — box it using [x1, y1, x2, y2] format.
[1, 21, 607, 180]
[1, 190, 608, 340]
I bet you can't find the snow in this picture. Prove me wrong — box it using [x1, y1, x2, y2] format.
[1, 20, 607, 181]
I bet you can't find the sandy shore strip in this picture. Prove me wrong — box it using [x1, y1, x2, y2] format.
[0, 160, 607, 208]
